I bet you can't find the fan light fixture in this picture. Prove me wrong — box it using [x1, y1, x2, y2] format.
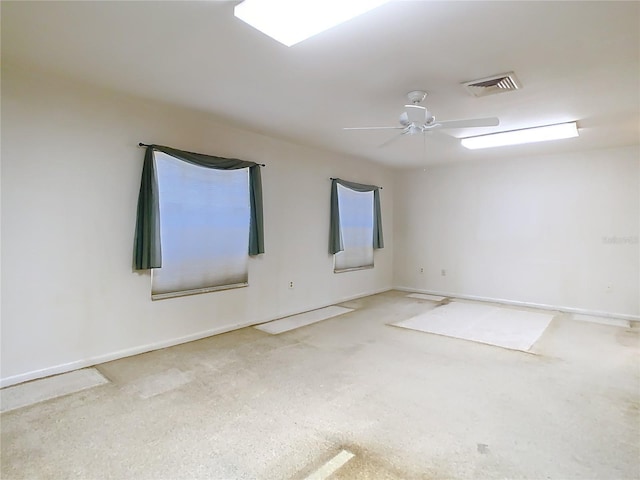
[461, 122, 579, 150]
[234, 0, 391, 47]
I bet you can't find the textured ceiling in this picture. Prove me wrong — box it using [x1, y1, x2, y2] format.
[2, 1, 639, 167]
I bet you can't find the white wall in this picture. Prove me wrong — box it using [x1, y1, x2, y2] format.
[394, 146, 640, 318]
[0, 64, 394, 386]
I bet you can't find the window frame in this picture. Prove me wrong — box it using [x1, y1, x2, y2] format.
[333, 184, 375, 273]
[329, 177, 384, 274]
[151, 152, 250, 300]
[133, 144, 265, 274]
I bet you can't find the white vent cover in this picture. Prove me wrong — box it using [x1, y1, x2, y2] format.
[462, 72, 521, 97]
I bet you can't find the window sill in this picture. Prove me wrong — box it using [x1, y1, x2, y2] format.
[151, 282, 248, 300]
[334, 265, 374, 274]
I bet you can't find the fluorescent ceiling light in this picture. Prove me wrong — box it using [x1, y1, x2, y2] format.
[461, 122, 579, 150]
[234, 0, 391, 47]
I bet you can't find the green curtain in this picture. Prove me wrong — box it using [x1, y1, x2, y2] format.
[248, 165, 264, 256]
[133, 144, 265, 270]
[329, 178, 384, 254]
[133, 147, 162, 269]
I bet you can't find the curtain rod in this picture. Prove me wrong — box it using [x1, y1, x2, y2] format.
[138, 143, 265, 167]
[330, 177, 382, 189]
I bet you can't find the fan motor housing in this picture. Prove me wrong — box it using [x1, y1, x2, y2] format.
[407, 90, 427, 104]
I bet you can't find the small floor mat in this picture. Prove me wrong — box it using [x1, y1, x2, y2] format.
[406, 293, 446, 302]
[392, 301, 553, 352]
[1, 368, 109, 413]
[255, 306, 354, 335]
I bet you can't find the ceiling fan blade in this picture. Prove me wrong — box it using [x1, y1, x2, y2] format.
[429, 130, 461, 143]
[343, 126, 404, 130]
[434, 117, 500, 129]
[378, 130, 409, 148]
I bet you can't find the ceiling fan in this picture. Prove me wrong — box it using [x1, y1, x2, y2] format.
[343, 91, 499, 147]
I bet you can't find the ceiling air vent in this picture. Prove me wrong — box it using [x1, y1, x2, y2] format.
[462, 72, 521, 97]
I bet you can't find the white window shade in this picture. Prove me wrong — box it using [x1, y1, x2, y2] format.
[152, 153, 250, 299]
[335, 184, 374, 272]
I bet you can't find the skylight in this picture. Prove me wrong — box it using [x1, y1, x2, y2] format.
[234, 0, 392, 47]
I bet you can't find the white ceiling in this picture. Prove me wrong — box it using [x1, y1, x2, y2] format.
[3, 1, 639, 167]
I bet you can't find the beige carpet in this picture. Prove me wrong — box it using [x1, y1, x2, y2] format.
[2, 291, 637, 480]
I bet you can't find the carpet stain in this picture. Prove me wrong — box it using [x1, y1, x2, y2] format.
[615, 328, 640, 348]
[477, 443, 490, 454]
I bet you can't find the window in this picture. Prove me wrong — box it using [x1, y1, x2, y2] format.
[329, 178, 383, 272]
[335, 184, 375, 271]
[152, 152, 250, 299]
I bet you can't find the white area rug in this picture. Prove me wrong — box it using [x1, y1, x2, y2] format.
[393, 302, 553, 352]
[255, 306, 354, 335]
[406, 293, 446, 302]
[1, 368, 109, 413]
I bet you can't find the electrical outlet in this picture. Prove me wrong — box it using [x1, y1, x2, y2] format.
[289, 281, 294, 289]
[441, 269, 447, 276]
[420, 267, 424, 274]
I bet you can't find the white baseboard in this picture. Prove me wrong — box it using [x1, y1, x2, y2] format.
[0, 286, 393, 389]
[336, 286, 392, 306]
[394, 286, 640, 322]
